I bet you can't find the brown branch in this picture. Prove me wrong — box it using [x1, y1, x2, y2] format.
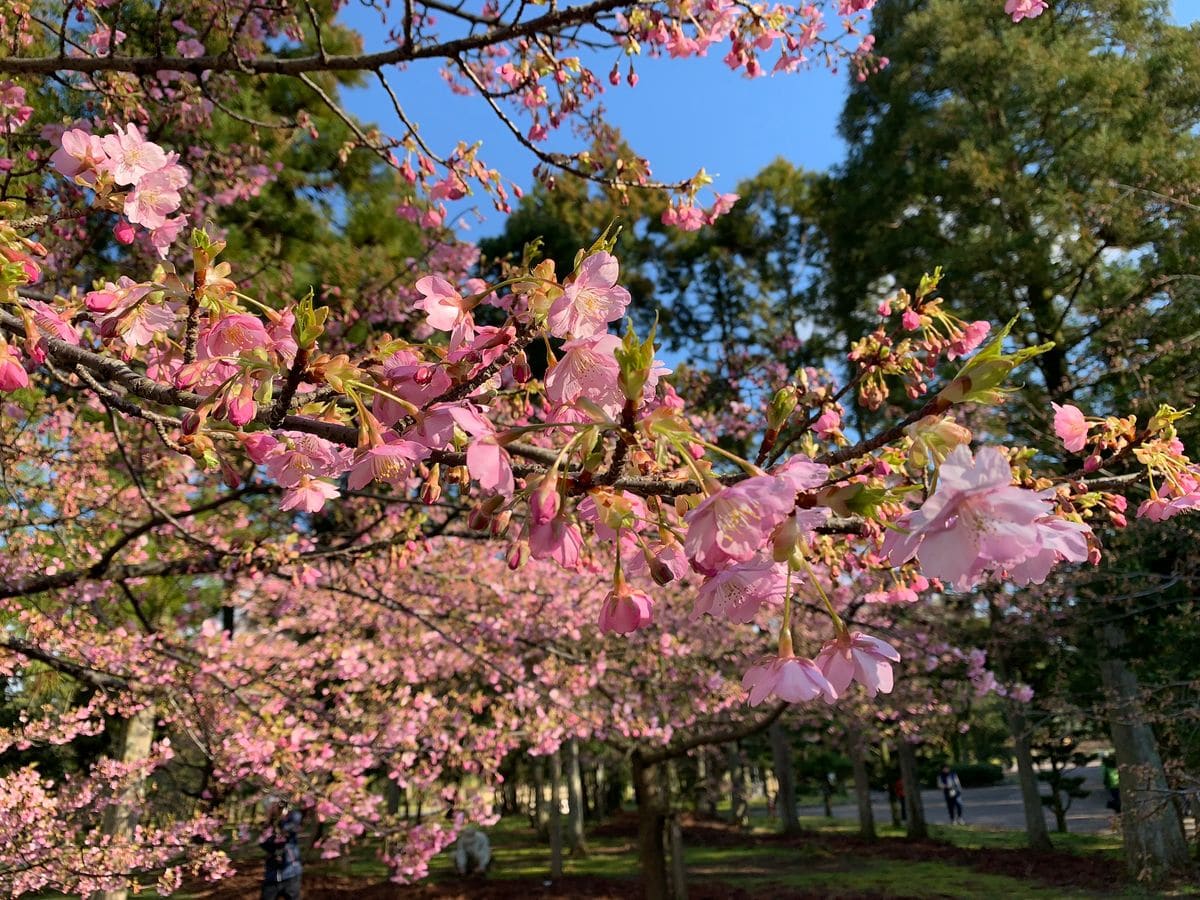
[0, 0, 635, 77]
[638, 701, 789, 764]
[0, 636, 128, 690]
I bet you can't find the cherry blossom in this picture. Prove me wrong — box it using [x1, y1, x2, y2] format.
[814, 631, 901, 698]
[546, 252, 631, 339]
[742, 654, 838, 706]
[882, 445, 1050, 589]
[1052, 402, 1089, 453]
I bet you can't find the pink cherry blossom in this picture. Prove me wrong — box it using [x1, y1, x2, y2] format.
[691, 556, 787, 623]
[0, 340, 28, 391]
[225, 386, 256, 426]
[1136, 491, 1200, 522]
[543, 333, 623, 411]
[201, 314, 271, 359]
[597, 584, 653, 634]
[347, 441, 429, 490]
[742, 655, 837, 706]
[149, 214, 188, 258]
[814, 632, 900, 698]
[882, 445, 1049, 589]
[465, 435, 514, 496]
[546, 252, 631, 339]
[1004, 516, 1091, 584]
[528, 516, 583, 567]
[414, 276, 471, 334]
[100, 123, 168, 186]
[684, 476, 797, 575]
[124, 170, 182, 229]
[771, 455, 830, 492]
[85, 277, 151, 314]
[50, 129, 106, 182]
[1005, 0, 1048, 22]
[25, 300, 81, 346]
[948, 320, 991, 359]
[280, 476, 340, 512]
[102, 301, 175, 348]
[1052, 403, 1089, 453]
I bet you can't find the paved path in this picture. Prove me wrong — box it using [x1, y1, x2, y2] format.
[798, 764, 1116, 834]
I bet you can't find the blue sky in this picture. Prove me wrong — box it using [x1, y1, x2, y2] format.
[340, 1, 1200, 237]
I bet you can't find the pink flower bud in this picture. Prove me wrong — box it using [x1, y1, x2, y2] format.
[530, 475, 560, 525]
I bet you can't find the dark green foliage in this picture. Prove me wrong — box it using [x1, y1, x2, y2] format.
[919, 761, 1006, 789]
[1034, 736, 1096, 832]
[815, 0, 1200, 439]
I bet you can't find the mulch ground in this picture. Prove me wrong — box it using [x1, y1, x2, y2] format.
[190, 813, 1131, 899]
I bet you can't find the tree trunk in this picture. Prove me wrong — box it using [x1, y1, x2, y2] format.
[769, 721, 799, 834]
[533, 755, 549, 837]
[1053, 793, 1068, 834]
[667, 812, 688, 900]
[695, 749, 719, 819]
[549, 750, 564, 878]
[848, 726, 876, 841]
[727, 742, 749, 828]
[897, 740, 927, 839]
[97, 704, 157, 900]
[632, 751, 669, 900]
[1007, 705, 1053, 851]
[880, 742, 901, 827]
[593, 760, 606, 819]
[1099, 651, 1189, 880]
[565, 739, 588, 855]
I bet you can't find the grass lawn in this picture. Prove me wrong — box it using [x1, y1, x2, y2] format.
[288, 812, 1171, 899]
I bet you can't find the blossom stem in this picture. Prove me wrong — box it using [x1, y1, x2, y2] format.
[667, 435, 715, 496]
[230, 290, 277, 317]
[797, 554, 848, 639]
[691, 437, 763, 476]
[346, 380, 422, 418]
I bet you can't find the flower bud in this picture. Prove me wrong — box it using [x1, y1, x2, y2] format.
[772, 514, 802, 564]
[530, 474, 560, 525]
[506, 541, 529, 570]
[767, 386, 798, 432]
[511, 351, 531, 384]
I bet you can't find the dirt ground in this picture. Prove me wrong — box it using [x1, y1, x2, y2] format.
[191, 814, 1131, 899]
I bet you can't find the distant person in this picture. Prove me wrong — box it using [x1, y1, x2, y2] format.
[893, 776, 907, 822]
[261, 796, 303, 900]
[454, 828, 492, 876]
[938, 765, 965, 825]
[1103, 756, 1121, 815]
[821, 771, 837, 817]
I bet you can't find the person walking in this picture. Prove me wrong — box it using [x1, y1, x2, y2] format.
[937, 765, 965, 824]
[261, 796, 303, 900]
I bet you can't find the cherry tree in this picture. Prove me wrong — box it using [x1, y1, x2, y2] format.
[0, 0, 1193, 895]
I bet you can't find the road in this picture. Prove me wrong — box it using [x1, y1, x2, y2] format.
[798, 764, 1116, 833]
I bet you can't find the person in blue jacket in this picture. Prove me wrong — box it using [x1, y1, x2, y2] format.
[260, 797, 303, 900]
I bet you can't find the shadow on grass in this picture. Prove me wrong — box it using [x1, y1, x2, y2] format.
[178, 813, 1193, 899]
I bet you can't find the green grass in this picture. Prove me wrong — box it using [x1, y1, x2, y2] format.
[150, 811, 1191, 899]
[380, 815, 1116, 897]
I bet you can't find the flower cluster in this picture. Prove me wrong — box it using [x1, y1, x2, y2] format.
[51, 123, 190, 256]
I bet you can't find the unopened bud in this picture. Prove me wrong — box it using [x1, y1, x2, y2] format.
[511, 351, 531, 384]
[422, 464, 442, 503]
[648, 555, 676, 586]
[530, 474, 561, 525]
[180, 409, 204, 436]
[772, 514, 801, 563]
[490, 510, 512, 536]
[506, 541, 529, 570]
[767, 386, 798, 431]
